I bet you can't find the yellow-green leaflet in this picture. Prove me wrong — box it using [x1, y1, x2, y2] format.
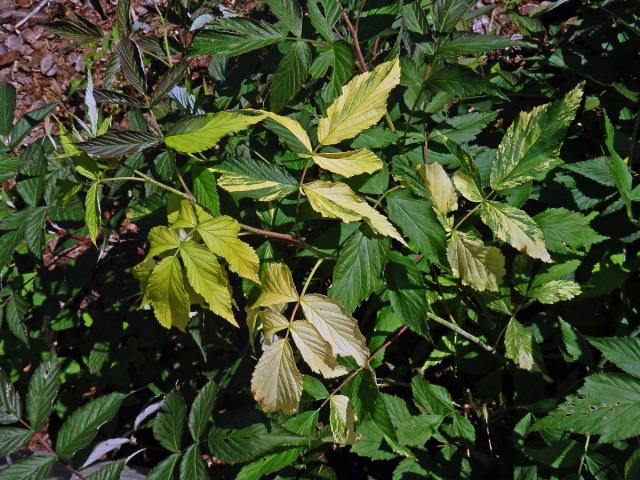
[317, 58, 401, 145]
[164, 111, 265, 153]
[299, 293, 369, 366]
[302, 181, 406, 245]
[528, 280, 581, 304]
[260, 309, 290, 337]
[146, 226, 180, 258]
[418, 163, 458, 214]
[480, 201, 551, 262]
[146, 256, 191, 330]
[452, 170, 483, 202]
[193, 207, 260, 283]
[446, 232, 505, 292]
[251, 337, 303, 415]
[179, 240, 235, 326]
[248, 109, 312, 153]
[329, 395, 357, 445]
[311, 149, 383, 178]
[85, 182, 101, 244]
[289, 320, 347, 378]
[255, 263, 299, 307]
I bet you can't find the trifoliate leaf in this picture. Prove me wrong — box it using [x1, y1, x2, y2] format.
[299, 294, 369, 366]
[289, 320, 347, 378]
[193, 206, 260, 283]
[311, 149, 383, 178]
[251, 338, 303, 415]
[533, 208, 606, 253]
[418, 163, 458, 214]
[302, 181, 405, 245]
[180, 240, 235, 326]
[255, 263, 299, 307]
[446, 232, 505, 292]
[164, 112, 265, 153]
[317, 58, 401, 145]
[260, 309, 290, 337]
[528, 280, 581, 304]
[213, 157, 298, 201]
[490, 84, 583, 190]
[147, 256, 191, 330]
[480, 201, 551, 262]
[330, 395, 357, 445]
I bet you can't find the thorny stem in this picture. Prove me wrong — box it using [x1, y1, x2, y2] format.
[341, 11, 395, 132]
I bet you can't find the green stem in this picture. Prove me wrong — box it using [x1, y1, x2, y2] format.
[154, 2, 172, 67]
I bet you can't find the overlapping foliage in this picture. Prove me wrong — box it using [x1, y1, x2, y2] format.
[1, 0, 639, 478]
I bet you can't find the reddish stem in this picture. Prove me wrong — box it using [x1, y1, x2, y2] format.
[342, 12, 368, 72]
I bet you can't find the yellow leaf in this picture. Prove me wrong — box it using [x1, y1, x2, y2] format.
[317, 58, 401, 145]
[299, 294, 369, 366]
[302, 181, 406, 245]
[255, 263, 299, 307]
[251, 337, 303, 415]
[147, 256, 190, 330]
[249, 110, 312, 153]
[452, 171, 483, 202]
[446, 232, 505, 292]
[194, 206, 260, 283]
[418, 163, 458, 214]
[260, 309, 290, 337]
[179, 240, 236, 326]
[146, 226, 180, 258]
[289, 321, 348, 378]
[311, 149, 383, 178]
[329, 395, 357, 445]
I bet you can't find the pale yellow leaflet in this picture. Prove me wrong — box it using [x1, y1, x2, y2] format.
[251, 337, 303, 415]
[289, 320, 348, 378]
[329, 395, 357, 445]
[249, 109, 312, 153]
[146, 256, 190, 331]
[452, 170, 483, 202]
[260, 309, 290, 337]
[302, 181, 406, 245]
[255, 263, 299, 307]
[446, 232, 505, 292]
[317, 58, 401, 145]
[299, 293, 369, 366]
[418, 163, 458, 214]
[311, 149, 383, 178]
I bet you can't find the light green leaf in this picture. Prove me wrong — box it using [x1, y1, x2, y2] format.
[164, 112, 264, 153]
[154, 390, 187, 453]
[328, 228, 390, 312]
[480, 201, 551, 262]
[146, 226, 180, 258]
[85, 183, 101, 244]
[213, 157, 299, 201]
[490, 84, 583, 190]
[411, 375, 454, 415]
[312, 149, 383, 178]
[533, 208, 607, 253]
[255, 263, 299, 307]
[453, 170, 483, 202]
[180, 240, 235, 326]
[330, 395, 356, 445]
[418, 163, 458, 214]
[55, 393, 125, 459]
[446, 232, 505, 292]
[317, 58, 401, 145]
[300, 293, 369, 366]
[290, 320, 347, 378]
[147, 256, 191, 330]
[588, 337, 640, 378]
[528, 280, 581, 304]
[535, 374, 640, 442]
[504, 319, 542, 372]
[251, 337, 303, 415]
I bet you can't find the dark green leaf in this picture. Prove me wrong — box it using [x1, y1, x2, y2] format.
[55, 393, 125, 459]
[588, 337, 640, 378]
[188, 19, 286, 57]
[436, 34, 521, 56]
[307, 0, 340, 42]
[78, 130, 159, 157]
[6, 293, 29, 346]
[192, 164, 220, 215]
[151, 61, 189, 106]
[93, 89, 145, 107]
[84, 461, 125, 480]
[26, 357, 60, 432]
[116, 0, 132, 37]
[147, 453, 181, 480]
[411, 375, 454, 415]
[117, 37, 147, 94]
[0, 369, 21, 425]
[9, 104, 54, 149]
[0, 83, 16, 136]
[24, 207, 48, 257]
[48, 13, 103, 45]
[270, 41, 311, 112]
[0, 428, 33, 456]
[266, 0, 303, 36]
[188, 380, 218, 441]
[153, 390, 187, 453]
[328, 228, 390, 312]
[179, 445, 208, 480]
[432, 0, 474, 32]
[0, 455, 55, 480]
[534, 208, 606, 253]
